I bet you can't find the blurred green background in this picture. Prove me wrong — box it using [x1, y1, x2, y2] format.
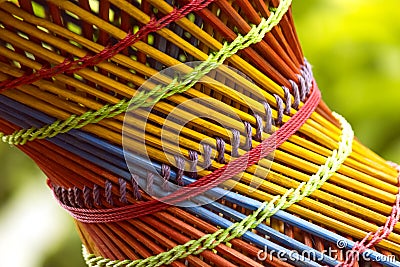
[0, 0, 399, 266]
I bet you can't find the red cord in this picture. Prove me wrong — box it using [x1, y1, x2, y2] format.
[0, 0, 215, 92]
[336, 162, 400, 267]
[55, 81, 321, 223]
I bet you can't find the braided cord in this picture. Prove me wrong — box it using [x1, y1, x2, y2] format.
[81, 112, 353, 267]
[337, 162, 400, 267]
[280, 112, 354, 209]
[0, 0, 292, 146]
[54, 80, 321, 223]
[0, 0, 215, 91]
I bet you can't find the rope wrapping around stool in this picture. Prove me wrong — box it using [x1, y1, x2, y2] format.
[336, 162, 400, 267]
[0, 0, 216, 92]
[50, 0, 306, 224]
[81, 112, 354, 267]
[0, 0, 292, 145]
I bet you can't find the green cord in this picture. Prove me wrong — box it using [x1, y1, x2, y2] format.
[0, 0, 292, 145]
[82, 112, 353, 267]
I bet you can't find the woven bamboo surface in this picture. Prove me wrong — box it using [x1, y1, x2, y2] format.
[0, 0, 399, 266]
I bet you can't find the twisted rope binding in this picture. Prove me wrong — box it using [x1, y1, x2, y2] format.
[50, 0, 323, 224]
[0, 0, 216, 92]
[336, 162, 400, 267]
[80, 112, 353, 267]
[0, 0, 292, 145]
[53, 81, 320, 223]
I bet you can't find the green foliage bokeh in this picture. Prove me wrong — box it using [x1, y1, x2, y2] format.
[293, 0, 400, 162]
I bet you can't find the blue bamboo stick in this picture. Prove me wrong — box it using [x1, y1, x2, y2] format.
[0, 95, 398, 266]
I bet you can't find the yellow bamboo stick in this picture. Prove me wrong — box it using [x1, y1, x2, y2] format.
[0, 1, 399, 257]
[0, 53, 398, 209]
[0, 18, 396, 186]
[0, 2, 394, 179]
[2, 75, 400, 244]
